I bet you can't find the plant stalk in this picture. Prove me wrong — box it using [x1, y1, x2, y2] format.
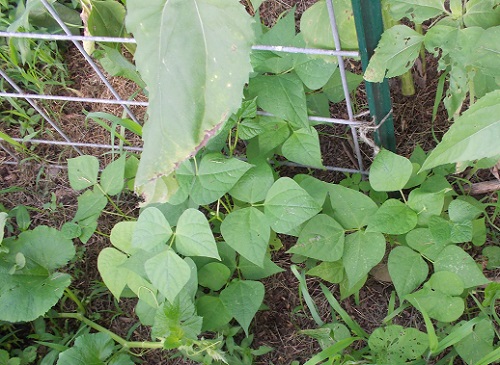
[400, 71, 416, 97]
[64, 288, 86, 314]
[415, 23, 426, 74]
[55, 313, 164, 349]
[381, 0, 416, 96]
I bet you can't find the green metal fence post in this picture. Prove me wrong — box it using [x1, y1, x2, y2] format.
[351, 0, 396, 152]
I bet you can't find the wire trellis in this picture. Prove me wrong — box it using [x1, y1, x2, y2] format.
[0, 0, 386, 175]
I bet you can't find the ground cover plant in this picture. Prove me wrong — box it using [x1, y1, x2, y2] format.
[0, 0, 499, 364]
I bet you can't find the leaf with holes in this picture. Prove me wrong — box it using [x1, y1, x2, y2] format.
[127, 0, 254, 204]
[369, 325, 429, 364]
[386, 0, 445, 23]
[464, 0, 500, 28]
[364, 25, 424, 83]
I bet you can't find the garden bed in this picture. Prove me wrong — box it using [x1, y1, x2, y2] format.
[1, 1, 499, 364]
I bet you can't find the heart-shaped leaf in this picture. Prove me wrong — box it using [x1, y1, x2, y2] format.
[220, 280, 265, 336]
[221, 207, 270, 267]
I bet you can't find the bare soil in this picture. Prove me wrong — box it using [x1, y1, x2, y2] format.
[1, 1, 499, 364]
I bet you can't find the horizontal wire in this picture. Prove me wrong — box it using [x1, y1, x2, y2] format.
[256, 111, 369, 127]
[251, 45, 359, 57]
[0, 31, 136, 43]
[0, 92, 148, 106]
[1, 137, 143, 152]
[0, 31, 359, 58]
[1, 154, 366, 175]
[0, 94, 372, 127]
[279, 160, 367, 175]
[0, 24, 367, 176]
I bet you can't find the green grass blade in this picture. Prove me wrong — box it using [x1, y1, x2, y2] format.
[383, 302, 411, 324]
[0, 131, 26, 151]
[434, 317, 481, 354]
[291, 265, 324, 327]
[303, 337, 360, 365]
[407, 296, 438, 354]
[320, 284, 368, 339]
[432, 71, 448, 123]
[476, 346, 500, 365]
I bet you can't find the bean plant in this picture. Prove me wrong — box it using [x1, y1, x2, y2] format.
[0, 0, 499, 364]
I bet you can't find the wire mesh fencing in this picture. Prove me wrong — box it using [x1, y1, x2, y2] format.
[0, 0, 392, 176]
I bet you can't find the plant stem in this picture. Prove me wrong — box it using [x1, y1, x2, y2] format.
[228, 128, 234, 157]
[231, 127, 239, 156]
[55, 313, 164, 349]
[95, 184, 129, 219]
[218, 198, 231, 214]
[400, 71, 416, 96]
[380, 0, 415, 96]
[415, 23, 426, 74]
[168, 233, 176, 248]
[193, 157, 199, 175]
[468, 77, 475, 106]
[64, 288, 85, 314]
[399, 190, 407, 204]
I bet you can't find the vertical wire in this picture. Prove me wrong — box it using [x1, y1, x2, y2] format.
[0, 142, 20, 162]
[325, 0, 364, 171]
[0, 68, 83, 155]
[39, 0, 142, 126]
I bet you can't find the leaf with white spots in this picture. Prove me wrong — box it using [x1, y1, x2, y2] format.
[126, 0, 255, 204]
